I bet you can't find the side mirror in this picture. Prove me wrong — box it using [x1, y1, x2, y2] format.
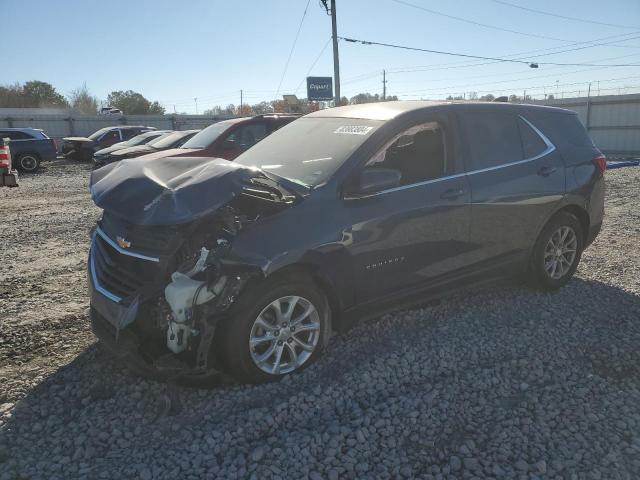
[346, 168, 401, 198]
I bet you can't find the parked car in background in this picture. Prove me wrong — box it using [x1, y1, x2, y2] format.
[131, 115, 299, 163]
[0, 137, 18, 186]
[99, 107, 123, 115]
[93, 130, 171, 160]
[93, 130, 200, 168]
[61, 126, 156, 161]
[0, 128, 57, 172]
[87, 101, 605, 384]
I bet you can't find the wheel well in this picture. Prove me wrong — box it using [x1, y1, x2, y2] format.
[17, 151, 41, 159]
[267, 263, 344, 329]
[557, 205, 590, 239]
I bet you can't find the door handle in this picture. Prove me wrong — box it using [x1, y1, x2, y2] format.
[440, 188, 465, 200]
[537, 166, 557, 177]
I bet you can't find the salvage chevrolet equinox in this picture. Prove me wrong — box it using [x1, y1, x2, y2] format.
[88, 101, 605, 384]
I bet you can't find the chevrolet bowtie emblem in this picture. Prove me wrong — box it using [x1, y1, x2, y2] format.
[116, 236, 131, 249]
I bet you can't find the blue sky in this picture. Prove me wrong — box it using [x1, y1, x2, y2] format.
[3, 0, 640, 112]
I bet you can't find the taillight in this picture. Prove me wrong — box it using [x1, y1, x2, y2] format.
[593, 154, 607, 174]
[0, 144, 11, 169]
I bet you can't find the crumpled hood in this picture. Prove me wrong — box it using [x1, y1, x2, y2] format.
[63, 137, 93, 143]
[90, 156, 260, 226]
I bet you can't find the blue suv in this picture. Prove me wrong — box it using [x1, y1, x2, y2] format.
[88, 101, 605, 384]
[0, 128, 57, 172]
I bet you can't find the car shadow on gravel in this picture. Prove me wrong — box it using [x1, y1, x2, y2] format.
[2, 277, 639, 466]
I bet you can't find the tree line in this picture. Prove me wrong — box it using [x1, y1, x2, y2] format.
[0, 81, 165, 115]
[1, 80, 547, 117]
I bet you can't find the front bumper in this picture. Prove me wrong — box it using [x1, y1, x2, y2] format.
[87, 235, 223, 380]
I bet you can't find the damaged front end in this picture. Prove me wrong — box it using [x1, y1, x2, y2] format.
[88, 156, 302, 379]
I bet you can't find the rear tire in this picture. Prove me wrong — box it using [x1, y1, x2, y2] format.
[528, 211, 584, 290]
[16, 153, 41, 173]
[216, 273, 330, 384]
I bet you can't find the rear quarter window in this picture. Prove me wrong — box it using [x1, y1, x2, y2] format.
[533, 113, 594, 148]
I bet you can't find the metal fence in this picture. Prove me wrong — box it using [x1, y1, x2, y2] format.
[2, 94, 639, 157]
[538, 93, 640, 158]
[0, 113, 235, 148]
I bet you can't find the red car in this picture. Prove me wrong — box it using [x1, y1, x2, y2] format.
[132, 114, 299, 162]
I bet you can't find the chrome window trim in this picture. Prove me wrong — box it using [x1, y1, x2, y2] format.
[95, 225, 160, 263]
[89, 235, 123, 303]
[347, 115, 556, 199]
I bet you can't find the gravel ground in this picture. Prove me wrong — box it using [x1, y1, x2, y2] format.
[1, 161, 639, 479]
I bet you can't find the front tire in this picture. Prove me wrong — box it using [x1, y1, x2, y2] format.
[528, 211, 584, 290]
[16, 153, 41, 173]
[217, 273, 330, 384]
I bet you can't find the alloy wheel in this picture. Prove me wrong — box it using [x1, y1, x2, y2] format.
[543, 226, 578, 280]
[19, 155, 38, 172]
[249, 295, 321, 375]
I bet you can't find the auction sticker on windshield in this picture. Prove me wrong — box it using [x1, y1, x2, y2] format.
[334, 125, 374, 135]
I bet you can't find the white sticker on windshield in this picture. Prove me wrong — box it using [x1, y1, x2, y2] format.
[334, 125, 374, 135]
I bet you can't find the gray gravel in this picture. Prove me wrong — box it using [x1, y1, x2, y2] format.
[1, 161, 639, 479]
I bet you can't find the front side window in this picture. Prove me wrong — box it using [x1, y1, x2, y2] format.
[99, 130, 120, 143]
[365, 122, 447, 186]
[461, 112, 523, 170]
[226, 123, 268, 149]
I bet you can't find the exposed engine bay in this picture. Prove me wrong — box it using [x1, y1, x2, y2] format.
[88, 156, 303, 378]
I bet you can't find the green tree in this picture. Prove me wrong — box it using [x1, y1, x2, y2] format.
[22, 80, 68, 107]
[68, 82, 98, 114]
[107, 90, 165, 114]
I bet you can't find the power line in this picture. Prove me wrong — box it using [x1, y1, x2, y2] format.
[385, 33, 640, 74]
[339, 36, 640, 68]
[490, 0, 637, 29]
[340, 31, 640, 85]
[274, 0, 311, 100]
[391, 0, 572, 43]
[295, 37, 332, 93]
[392, 74, 640, 95]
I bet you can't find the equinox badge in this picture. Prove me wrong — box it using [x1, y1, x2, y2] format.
[116, 236, 131, 249]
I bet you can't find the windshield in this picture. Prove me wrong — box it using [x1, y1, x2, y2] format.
[180, 122, 234, 149]
[235, 117, 382, 187]
[150, 131, 189, 149]
[88, 128, 111, 141]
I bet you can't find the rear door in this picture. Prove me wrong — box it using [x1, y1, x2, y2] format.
[459, 109, 565, 265]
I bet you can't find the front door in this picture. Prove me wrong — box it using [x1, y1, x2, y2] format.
[343, 117, 473, 302]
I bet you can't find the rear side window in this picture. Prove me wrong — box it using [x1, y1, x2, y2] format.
[0, 130, 33, 140]
[461, 112, 523, 170]
[518, 118, 547, 158]
[121, 129, 138, 140]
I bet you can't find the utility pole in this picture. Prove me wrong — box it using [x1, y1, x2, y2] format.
[330, 0, 340, 106]
[194, 98, 198, 115]
[382, 69, 387, 100]
[240, 89, 243, 114]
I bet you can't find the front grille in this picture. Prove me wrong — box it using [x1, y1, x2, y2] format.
[92, 233, 165, 300]
[100, 212, 184, 257]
